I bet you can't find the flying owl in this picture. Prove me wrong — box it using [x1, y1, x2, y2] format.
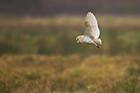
[76, 12, 102, 48]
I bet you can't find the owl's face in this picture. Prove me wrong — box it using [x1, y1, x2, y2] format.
[76, 35, 84, 43]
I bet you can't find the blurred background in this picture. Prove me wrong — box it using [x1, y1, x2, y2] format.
[0, 0, 140, 93]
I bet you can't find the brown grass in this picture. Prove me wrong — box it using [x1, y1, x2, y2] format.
[0, 54, 140, 93]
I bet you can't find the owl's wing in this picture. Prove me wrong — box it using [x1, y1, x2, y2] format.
[84, 12, 100, 39]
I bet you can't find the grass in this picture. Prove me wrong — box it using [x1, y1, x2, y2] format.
[0, 55, 140, 93]
[0, 28, 140, 55]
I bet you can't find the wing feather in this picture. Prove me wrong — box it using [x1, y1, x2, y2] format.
[84, 12, 100, 39]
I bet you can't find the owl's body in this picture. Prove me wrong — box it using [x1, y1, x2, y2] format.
[76, 12, 102, 48]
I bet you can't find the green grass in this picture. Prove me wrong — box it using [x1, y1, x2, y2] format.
[0, 28, 140, 55]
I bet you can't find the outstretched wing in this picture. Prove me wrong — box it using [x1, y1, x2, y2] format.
[84, 12, 100, 39]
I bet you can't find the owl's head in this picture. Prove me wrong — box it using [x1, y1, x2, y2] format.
[76, 35, 84, 43]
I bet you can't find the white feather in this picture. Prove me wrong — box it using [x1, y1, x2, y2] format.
[84, 12, 100, 39]
[83, 35, 94, 43]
